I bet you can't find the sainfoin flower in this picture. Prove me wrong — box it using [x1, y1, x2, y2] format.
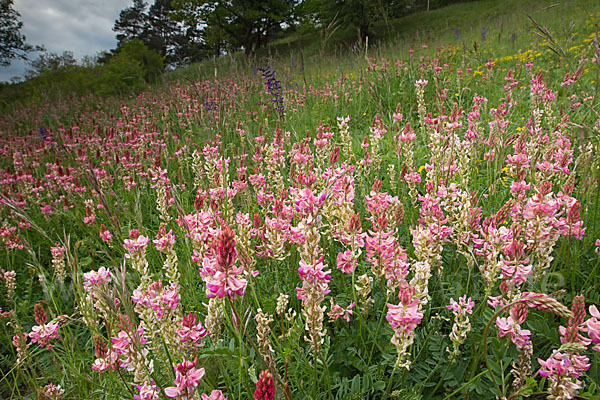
[386, 287, 423, 336]
[254, 369, 275, 400]
[83, 267, 113, 290]
[585, 305, 600, 352]
[496, 316, 531, 348]
[123, 234, 151, 258]
[28, 322, 60, 349]
[132, 280, 179, 320]
[328, 299, 354, 322]
[199, 226, 247, 298]
[109, 325, 152, 382]
[336, 249, 354, 273]
[134, 381, 160, 400]
[386, 282, 423, 368]
[446, 296, 474, 358]
[164, 357, 205, 399]
[34, 301, 48, 325]
[538, 350, 590, 399]
[153, 228, 176, 252]
[50, 245, 66, 282]
[39, 383, 64, 400]
[99, 224, 113, 243]
[296, 256, 331, 350]
[201, 389, 228, 400]
[177, 312, 208, 347]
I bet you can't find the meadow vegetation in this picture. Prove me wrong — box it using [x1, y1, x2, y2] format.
[1, 0, 600, 399]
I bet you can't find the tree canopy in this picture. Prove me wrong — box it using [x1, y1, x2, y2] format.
[0, 0, 40, 66]
[171, 0, 296, 56]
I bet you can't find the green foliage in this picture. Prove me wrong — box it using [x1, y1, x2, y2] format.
[24, 51, 78, 81]
[99, 49, 146, 96]
[111, 38, 164, 83]
[114, 0, 192, 66]
[172, 0, 296, 56]
[0, 40, 163, 111]
[113, 0, 149, 45]
[0, 0, 41, 66]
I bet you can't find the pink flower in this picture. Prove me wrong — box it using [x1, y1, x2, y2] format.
[99, 224, 113, 243]
[201, 390, 228, 400]
[110, 327, 147, 371]
[446, 296, 475, 315]
[123, 235, 151, 258]
[39, 383, 64, 400]
[199, 226, 247, 298]
[538, 350, 589, 399]
[387, 283, 423, 336]
[560, 295, 588, 345]
[83, 267, 113, 291]
[50, 245, 65, 258]
[328, 300, 354, 322]
[386, 301, 423, 335]
[291, 187, 326, 217]
[132, 281, 180, 320]
[336, 250, 354, 273]
[586, 305, 600, 351]
[91, 359, 107, 372]
[178, 313, 208, 346]
[12, 332, 27, 348]
[154, 228, 175, 252]
[83, 205, 96, 224]
[28, 322, 60, 349]
[135, 381, 161, 400]
[296, 257, 331, 302]
[164, 357, 205, 399]
[496, 316, 531, 348]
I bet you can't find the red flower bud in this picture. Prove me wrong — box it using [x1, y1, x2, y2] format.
[34, 302, 47, 325]
[254, 370, 275, 400]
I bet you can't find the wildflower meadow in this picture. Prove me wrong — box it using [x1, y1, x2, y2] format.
[1, 1, 600, 399]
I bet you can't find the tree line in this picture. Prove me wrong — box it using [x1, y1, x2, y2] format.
[0, 0, 471, 109]
[113, 0, 471, 64]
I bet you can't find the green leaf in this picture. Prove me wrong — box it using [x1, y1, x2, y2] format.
[80, 256, 93, 267]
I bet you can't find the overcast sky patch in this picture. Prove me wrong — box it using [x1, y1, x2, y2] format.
[0, 0, 131, 82]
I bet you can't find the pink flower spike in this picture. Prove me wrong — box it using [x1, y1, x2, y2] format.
[496, 316, 531, 348]
[165, 357, 205, 399]
[201, 389, 228, 400]
[134, 381, 161, 400]
[586, 305, 600, 351]
[446, 295, 475, 315]
[123, 235, 151, 258]
[336, 250, 354, 273]
[28, 322, 60, 349]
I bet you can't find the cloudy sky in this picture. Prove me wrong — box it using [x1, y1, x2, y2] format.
[0, 0, 131, 82]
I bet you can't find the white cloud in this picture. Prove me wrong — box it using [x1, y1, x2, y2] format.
[0, 0, 132, 81]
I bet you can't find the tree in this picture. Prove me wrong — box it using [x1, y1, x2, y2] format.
[25, 51, 77, 79]
[145, 0, 183, 64]
[114, 0, 194, 66]
[100, 39, 164, 95]
[0, 0, 40, 66]
[172, 0, 296, 56]
[113, 0, 149, 46]
[298, 0, 383, 44]
[298, 0, 461, 45]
